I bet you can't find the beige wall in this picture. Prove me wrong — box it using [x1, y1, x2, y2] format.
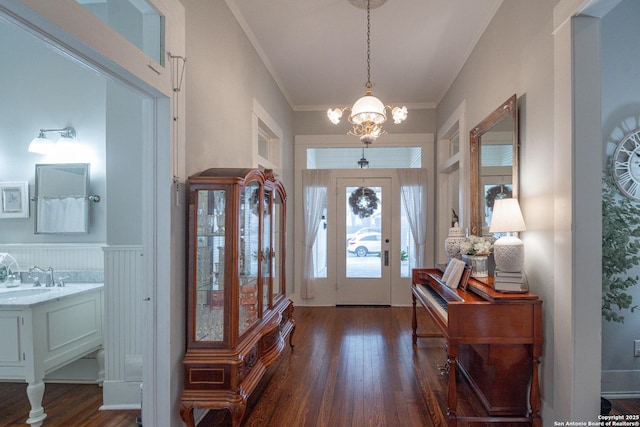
[183, 0, 294, 180]
[436, 0, 559, 422]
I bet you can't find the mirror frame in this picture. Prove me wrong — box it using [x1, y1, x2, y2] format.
[469, 94, 518, 236]
[34, 163, 90, 234]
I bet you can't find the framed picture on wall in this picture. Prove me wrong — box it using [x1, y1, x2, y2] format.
[0, 182, 29, 219]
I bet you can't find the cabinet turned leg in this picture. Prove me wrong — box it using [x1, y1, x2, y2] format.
[289, 322, 296, 349]
[229, 402, 246, 427]
[26, 380, 47, 427]
[179, 404, 196, 427]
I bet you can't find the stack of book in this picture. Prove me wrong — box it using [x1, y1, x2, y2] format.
[493, 270, 528, 292]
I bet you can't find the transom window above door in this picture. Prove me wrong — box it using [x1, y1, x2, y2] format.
[306, 147, 422, 169]
[76, 0, 164, 65]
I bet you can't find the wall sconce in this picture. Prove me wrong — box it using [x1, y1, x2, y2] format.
[28, 127, 76, 154]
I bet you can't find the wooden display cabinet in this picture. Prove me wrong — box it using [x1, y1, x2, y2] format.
[180, 168, 295, 427]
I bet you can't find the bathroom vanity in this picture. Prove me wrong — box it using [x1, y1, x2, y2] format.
[0, 284, 104, 427]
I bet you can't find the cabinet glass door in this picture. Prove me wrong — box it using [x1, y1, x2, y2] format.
[273, 190, 284, 299]
[239, 181, 260, 335]
[262, 190, 272, 311]
[194, 189, 226, 342]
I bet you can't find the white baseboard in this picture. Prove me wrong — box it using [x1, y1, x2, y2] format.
[100, 403, 141, 410]
[602, 392, 640, 399]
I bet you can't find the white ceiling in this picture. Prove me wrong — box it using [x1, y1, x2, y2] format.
[226, 0, 503, 111]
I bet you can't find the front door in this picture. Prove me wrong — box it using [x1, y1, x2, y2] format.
[336, 178, 391, 304]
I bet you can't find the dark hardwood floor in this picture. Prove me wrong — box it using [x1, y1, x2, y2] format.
[1, 306, 639, 426]
[0, 382, 139, 426]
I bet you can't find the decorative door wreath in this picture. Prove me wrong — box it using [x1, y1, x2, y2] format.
[485, 184, 512, 211]
[349, 187, 379, 218]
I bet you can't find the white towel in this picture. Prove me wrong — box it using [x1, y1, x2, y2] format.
[37, 197, 88, 233]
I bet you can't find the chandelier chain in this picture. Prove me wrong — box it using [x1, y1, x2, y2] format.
[366, 0, 371, 89]
[327, 0, 407, 145]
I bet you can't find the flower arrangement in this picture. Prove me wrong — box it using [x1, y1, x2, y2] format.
[459, 235, 493, 256]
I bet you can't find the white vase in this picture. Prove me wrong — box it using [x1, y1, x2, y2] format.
[462, 254, 489, 278]
[444, 223, 466, 258]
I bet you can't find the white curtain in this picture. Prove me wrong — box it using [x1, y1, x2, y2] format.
[301, 169, 330, 299]
[397, 169, 428, 268]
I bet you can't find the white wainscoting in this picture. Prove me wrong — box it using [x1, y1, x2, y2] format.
[0, 243, 104, 271]
[102, 245, 144, 409]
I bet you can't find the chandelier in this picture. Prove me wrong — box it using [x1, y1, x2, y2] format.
[327, 0, 407, 145]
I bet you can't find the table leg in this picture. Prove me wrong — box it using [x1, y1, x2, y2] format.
[26, 380, 47, 427]
[446, 343, 458, 427]
[412, 291, 418, 345]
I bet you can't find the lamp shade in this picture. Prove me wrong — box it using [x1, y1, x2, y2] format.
[490, 198, 526, 273]
[350, 95, 386, 125]
[28, 135, 54, 154]
[489, 198, 526, 233]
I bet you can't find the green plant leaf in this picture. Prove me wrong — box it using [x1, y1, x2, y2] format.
[602, 166, 640, 323]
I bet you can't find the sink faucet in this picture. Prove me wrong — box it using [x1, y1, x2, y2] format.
[29, 266, 55, 287]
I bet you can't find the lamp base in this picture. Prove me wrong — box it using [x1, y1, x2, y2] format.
[493, 235, 524, 273]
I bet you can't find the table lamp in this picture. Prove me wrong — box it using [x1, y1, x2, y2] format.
[489, 198, 526, 272]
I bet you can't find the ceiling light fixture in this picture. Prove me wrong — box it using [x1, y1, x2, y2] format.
[327, 0, 407, 145]
[28, 127, 76, 154]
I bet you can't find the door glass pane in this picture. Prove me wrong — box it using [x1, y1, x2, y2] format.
[262, 190, 272, 312]
[195, 189, 225, 342]
[345, 186, 382, 278]
[273, 191, 284, 298]
[239, 181, 259, 335]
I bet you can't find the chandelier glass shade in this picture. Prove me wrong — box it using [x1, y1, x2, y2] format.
[327, 0, 407, 145]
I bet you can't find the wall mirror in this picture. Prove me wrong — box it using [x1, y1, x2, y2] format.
[35, 163, 91, 234]
[470, 94, 518, 236]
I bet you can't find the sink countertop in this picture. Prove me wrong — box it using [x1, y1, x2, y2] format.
[0, 283, 104, 308]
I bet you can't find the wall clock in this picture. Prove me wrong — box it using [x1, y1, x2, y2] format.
[612, 128, 640, 200]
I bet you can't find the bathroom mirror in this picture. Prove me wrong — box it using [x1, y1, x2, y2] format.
[470, 94, 518, 236]
[35, 163, 90, 234]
